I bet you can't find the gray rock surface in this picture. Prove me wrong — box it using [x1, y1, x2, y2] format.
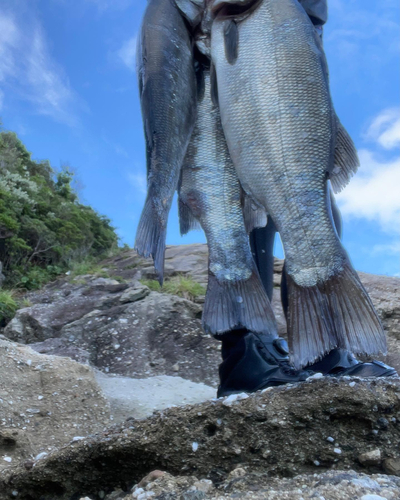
[3, 244, 399, 382]
[106, 469, 400, 500]
[4, 274, 221, 386]
[94, 372, 215, 421]
[2, 378, 400, 499]
[0, 337, 111, 473]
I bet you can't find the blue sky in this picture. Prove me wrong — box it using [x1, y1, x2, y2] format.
[0, 0, 399, 276]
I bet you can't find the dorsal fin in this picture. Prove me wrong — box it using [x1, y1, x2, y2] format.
[329, 116, 360, 194]
[224, 20, 238, 64]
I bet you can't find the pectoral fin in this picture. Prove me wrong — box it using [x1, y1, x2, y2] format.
[329, 116, 360, 194]
[224, 20, 239, 64]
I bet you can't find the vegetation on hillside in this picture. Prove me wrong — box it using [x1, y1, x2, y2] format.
[140, 276, 205, 301]
[0, 129, 119, 292]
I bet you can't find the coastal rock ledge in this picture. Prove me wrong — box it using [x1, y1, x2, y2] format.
[1, 377, 400, 499]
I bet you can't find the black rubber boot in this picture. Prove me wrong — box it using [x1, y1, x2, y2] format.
[217, 330, 312, 398]
[307, 348, 398, 378]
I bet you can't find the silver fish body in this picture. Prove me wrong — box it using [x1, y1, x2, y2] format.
[180, 68, 276, 335]
[135, 0, 197, 283]
[211, 0, 386, 366]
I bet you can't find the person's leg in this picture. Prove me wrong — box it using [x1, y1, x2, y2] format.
[218, 217, 311, 397]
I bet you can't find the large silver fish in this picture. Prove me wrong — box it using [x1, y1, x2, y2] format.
[179, 66, 277, 336]
[135, 0, 200, 284]
[211, 0, 386, 367]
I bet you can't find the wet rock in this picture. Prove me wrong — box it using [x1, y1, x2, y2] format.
[2, 378, 400, 499]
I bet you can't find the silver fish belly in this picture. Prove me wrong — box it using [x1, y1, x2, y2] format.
[135, 0, 197, 284]
[211, 0, 386, 366]
[179, 68, 277, 336]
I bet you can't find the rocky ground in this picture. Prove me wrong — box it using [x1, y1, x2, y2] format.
[0, 244, 399, 499]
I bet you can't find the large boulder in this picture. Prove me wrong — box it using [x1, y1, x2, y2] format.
[3, 276, 220, 386]
[106, 469, 400, 499]
[2, 245, 400, 382]
[0, 337, 111, 473]
[1, 377, 400, 499]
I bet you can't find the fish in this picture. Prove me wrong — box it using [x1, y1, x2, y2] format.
[135, 0, 200, 284]
[211, 0, 386, 367]
[179, 4, 267, 236]
[179, 65, 277, 336]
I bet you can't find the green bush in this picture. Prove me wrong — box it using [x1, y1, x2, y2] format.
[0, 290, 18, 325]
[140, 276, 205, 301]
[0, 129, 119, 289]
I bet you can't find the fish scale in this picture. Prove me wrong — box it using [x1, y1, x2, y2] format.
[211, 0, 386, 366]
[215, 1, 338, 287]
[180, 68, 277, 336]
[135, 0, 197, 284]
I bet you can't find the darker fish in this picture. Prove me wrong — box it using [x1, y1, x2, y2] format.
[135, 0, 200, 284]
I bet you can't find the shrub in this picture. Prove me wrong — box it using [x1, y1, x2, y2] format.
[0, 129, 119, 288]
[140, 276, 205, 301]
[0, 290, 18, 326]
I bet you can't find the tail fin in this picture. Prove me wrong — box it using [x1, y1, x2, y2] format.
[286, 261, 386, 369]
[134, 196, 166, 285]
[203, 269, 278, 338]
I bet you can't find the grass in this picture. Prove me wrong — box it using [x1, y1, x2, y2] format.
[0, 290, 18, 325]
[69, 259, 110, 279]
[140, 275, 205, 301]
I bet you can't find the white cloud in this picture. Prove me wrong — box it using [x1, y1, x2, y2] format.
[366, 108, 400, 150]
[116, 36, 137, 71]
[336, 149, 400, 233]
[128, 172, 147, 196]
[0, 10, 80, 126]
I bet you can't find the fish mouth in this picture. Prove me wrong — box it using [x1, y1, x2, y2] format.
[210, 0, 262, 18]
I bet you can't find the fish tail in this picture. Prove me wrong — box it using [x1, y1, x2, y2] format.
[202, 269, 278, 337]
[286, 261, 387, 369]
[134, 196, 166, 285]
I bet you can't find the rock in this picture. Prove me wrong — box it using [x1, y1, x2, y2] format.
[138, 470, 166, 488]
[2, 378, 400, 499]
[119, 283, 150, 304]
[2, 244, 399, 383]
[3, 276, 221, 386]
[383, 458, 400, 476]
[94, 372, 216, 421]
[0, 337, 111, 472]
[359, 449, 382, 466]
